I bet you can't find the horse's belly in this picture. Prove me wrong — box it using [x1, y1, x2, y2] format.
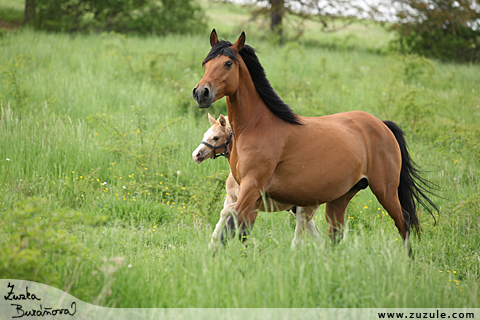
[266, 156, 363, 206]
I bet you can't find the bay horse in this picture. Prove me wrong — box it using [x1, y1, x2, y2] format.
[192, 113, 320, 249]
[192, 29, 438, 246]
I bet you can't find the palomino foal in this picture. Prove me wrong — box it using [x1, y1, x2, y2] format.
[192, 113, 320, 249]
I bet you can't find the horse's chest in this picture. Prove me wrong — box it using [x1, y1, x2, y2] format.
[227, 153, 241, 185]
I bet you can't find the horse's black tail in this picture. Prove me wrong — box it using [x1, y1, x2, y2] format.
[383, 121, 439, 236]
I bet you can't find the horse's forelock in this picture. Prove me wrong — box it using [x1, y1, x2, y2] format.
[202, 40, 239, 66]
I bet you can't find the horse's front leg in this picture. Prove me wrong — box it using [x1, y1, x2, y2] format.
[221, 177, 263, 243]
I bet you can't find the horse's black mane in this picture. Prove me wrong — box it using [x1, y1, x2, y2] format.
[203, 40, 302, 125]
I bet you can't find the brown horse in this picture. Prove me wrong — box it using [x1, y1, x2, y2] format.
[192, 29, 438, 245]
[192, 113, 320, 249]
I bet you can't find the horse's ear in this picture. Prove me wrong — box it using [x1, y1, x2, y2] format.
[218, 115, 227, 127]
[208, 113, 217, 125]
[232, 31, 245, 52]
[210, 29, 219, 47]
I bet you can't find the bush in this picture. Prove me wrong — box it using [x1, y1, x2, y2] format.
[391, 0, 480, 63]
[28, 0, 206, 35]
[0, 198, 105, 283]
[436, 129, 480, 166]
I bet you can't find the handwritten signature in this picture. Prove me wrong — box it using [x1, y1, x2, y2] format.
[4, 282, 76, 318]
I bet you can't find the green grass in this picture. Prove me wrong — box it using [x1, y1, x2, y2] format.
[0, 0, 479, 309]
[0, 0, 22, 25]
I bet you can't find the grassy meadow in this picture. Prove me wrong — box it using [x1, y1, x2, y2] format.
[1, 0, 480, 308]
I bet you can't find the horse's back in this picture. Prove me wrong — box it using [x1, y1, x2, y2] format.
[265, 111, 401, 206]
[302, 111, 402, 175]
[301, 111, 399, 157]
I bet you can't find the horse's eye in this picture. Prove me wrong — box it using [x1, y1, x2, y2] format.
[213, 137, 219, 141]
[224, 61, 233, 68]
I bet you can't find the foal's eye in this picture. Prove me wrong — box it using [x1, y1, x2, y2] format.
[224, 61, 233, 68]
[213, 137, 219, 141]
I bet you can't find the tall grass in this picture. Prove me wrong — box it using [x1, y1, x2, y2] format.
[0, 2, 479, 308]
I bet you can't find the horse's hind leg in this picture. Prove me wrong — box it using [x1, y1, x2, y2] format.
[371, 186, 412, 256]
[325, 190, 358, 243]
[371, 187, 409, 241]
[368, 164, 409, 240]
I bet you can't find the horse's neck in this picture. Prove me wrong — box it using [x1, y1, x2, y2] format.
[226, 63, 271, 137]
[225, 127, 234, 163]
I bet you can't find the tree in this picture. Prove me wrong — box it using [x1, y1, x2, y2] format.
[23, 0, 35, 25]
[21, 0, 206, 35]
[391, 0, 480, 63]
[243, 0, 380, 39]
[269, 0, 285, 35]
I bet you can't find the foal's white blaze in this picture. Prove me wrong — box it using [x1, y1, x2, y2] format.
[192, 126, 215, 164]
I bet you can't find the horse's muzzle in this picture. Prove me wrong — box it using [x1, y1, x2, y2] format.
[193, 152, 205, 164]
[192, 85, 214, 108]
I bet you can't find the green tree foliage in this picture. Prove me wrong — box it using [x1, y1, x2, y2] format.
[391, 0, 480, 63]
[229, 0, 375, 43]
[24, 0, 206, 35]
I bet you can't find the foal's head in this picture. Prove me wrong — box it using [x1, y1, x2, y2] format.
[192, 113, 231, 164]
[192, 29, 245, 108]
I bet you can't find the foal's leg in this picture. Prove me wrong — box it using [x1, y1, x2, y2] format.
[291, 206, 320, 249]
[306, 205, 321, 240]
[209, 173, 238, 249]
[325, 190, 358, 243]
[209, 202, 235, 249]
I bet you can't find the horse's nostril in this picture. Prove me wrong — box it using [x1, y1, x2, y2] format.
[203, 87, 210, 98]
[192, 87, 197, 100]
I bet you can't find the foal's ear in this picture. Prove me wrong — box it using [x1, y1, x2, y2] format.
[210, 29, 219, 47]
[232, 31, 245, 52]
[218, 115, 227, 127]
[208, 113, 217, 126]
